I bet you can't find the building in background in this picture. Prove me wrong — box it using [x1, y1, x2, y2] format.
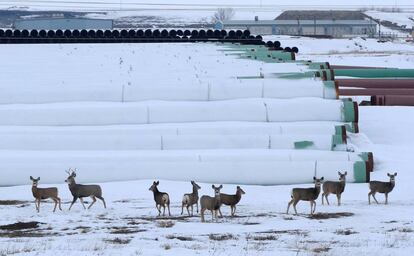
[215, 10, 377, 38]
[13, 18, 113, 30]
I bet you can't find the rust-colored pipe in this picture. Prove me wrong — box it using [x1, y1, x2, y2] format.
[371, 95, 414, 106]
[337, 79, 414, 89]
[340, 88, 414, 96]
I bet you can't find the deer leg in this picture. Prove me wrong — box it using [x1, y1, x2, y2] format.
[167, 203, 171, 216]
[310, 201, 313, 215]
[57, 197, 62, 211]
[385, 193, 388, 205]
[96, 196, 106, 208]
[156, 204, 161, 216]
[293, 201, 299, 215]
[211, 210, 214, 221]
[218, 208, 223, 218]
[201, 208, 205, 222]
[79, 198, 87, 210]
[321, 193, 325, 205]
[188, 205, 192, 216]
[337, 194, 341, 206]
[52, 198, 58, 212]
[286, 199, 293, 214]
[181, 202, 185, 215]
[368, 192, 371, 204]
[196, 203, 199, 213]
[88, 196, 97, 210]
[312, 201, 317, 214]
[36, 199, 40, 213]
[69, 197, 78, 211]
[372, 193, 379, 204]
[325, 194, 330, 205]
[233, 205, 237, 216]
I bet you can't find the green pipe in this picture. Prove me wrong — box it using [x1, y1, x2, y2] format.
[353, 161, 370, 183]
[333, 69, 414, 78]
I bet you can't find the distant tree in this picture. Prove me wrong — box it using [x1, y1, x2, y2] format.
[212, 8, 235, 23]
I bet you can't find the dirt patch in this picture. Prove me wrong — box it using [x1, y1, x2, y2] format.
[313, 246, 331, 253]
[0, 200, 29, 206]
[104, 237, 132, 244]
[307, 212, 354, 220]
[208, 233, 236, 241]
[242, 222, 260, 225]
[335, 229, 358, 235]
[110, 227, 146, 234]
[248, 234, 279, 241]
[0, 221, 41, 230]
[166, 235, 194, 241]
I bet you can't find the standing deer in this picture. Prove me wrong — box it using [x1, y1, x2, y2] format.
[287, 177, 324, 215]
[65, 169, 106, 210]
[30, 176, 62, 213]
[200, 185, 223, 222]
[181, 181, 201, 216]
[369, 172, 397, 205]
[219, 186, 245, 217]
[149, 181, 171, 216]
[322, 171, 347, 206]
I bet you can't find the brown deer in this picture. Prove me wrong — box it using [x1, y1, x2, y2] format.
[181, 181, 201, 216]
[219, 186, 245, 217]
[369, 172, 397, 205]
[65, 169, 106, 210]
[287, 177, 324, 215]
[200, 185, 223, 222]
[30, 176, 62, 213]
[149, 181, 171, 216]
[322, 171, 347, 206]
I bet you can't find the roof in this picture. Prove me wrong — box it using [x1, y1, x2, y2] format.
[221, 20, 376, 26]
[276, 10, 366, 20]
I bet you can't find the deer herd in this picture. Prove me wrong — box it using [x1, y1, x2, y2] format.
[28, 168, 397, 222]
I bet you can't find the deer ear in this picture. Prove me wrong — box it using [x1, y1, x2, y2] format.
[394, 172, 397, 176]
[30, 176, 33, 180]
[344, 171, 347, 175]
[338, 171, 341, 175]
[321, 177, 324, 181]
[212, 185, 215, 189]
[313, 176, 316, 180]
[219, 185, 223, 189]
[237, 186, 240, 189]
[73, 172, 76, 177]
[191, 181, 194, 184]
[387, 173, 390, 177]
[37, 177, 40, 181]
[156, 181, 159, 185]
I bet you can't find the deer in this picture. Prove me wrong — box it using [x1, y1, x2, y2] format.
[218, 186, 245, 217]
[181, 181, 201, 216]
[30, 176, 62, 213]
[149, 181, 171, 216]
[287, 177, 324, 215]
[369, 172, 397, 205]
[200, 184, 223, 222]
[322, 171, 347, 206]
[65, 169, 106, 210]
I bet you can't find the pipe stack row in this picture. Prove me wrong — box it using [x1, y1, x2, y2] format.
[0, 38, 369, 186]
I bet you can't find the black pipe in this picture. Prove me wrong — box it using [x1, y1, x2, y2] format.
[220, 30, 227, 37]
[255, 35, 263, 41]
[79, 29, 87, 38]
[0, 29, 5, 37]
[64, 30, 71, 38]
[112, 30, 120, 38]
[39, 30, 47, 38]
[176, 29, 183, 36]
[128, 29, 136, 37]
[169, 29, 177, 37]
[30, 30, 38, 37]
[120, 29, 128, 37]
[198, 30, 206, 38]
[13, 30, 21, 37]
[88, 30, 96, 38]
[228, 30, 236, 38]
[184, 30, 191, 36]
[266, 41, 274, 47]
[144, 29, 153, 37]
[284, 47, 291, 52]
[235, 30, 243, 38]
[55, 29, 63, 37]
[152, 29, 160, 37]
[47, 30, 55, 37]
[191, 30, 199, 38]
[5, 29, 13, 37]
[243, 30, 251, 37]
[137, 29, 144, 37]
[161, 29, 169, 37]
[292, 46, 299, 53]
[72, 30, 80, 37]
[104, 30, 112, 38]
[96, 30, 104, 38]
[273, 41, 281, 48]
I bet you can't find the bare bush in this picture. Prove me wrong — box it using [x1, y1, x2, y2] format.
[212, 8, 235, 23]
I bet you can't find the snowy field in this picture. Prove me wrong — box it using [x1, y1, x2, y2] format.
[0, 36, 413, 255]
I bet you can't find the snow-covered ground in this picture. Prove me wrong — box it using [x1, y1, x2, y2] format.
[0, 36, 413, 255]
